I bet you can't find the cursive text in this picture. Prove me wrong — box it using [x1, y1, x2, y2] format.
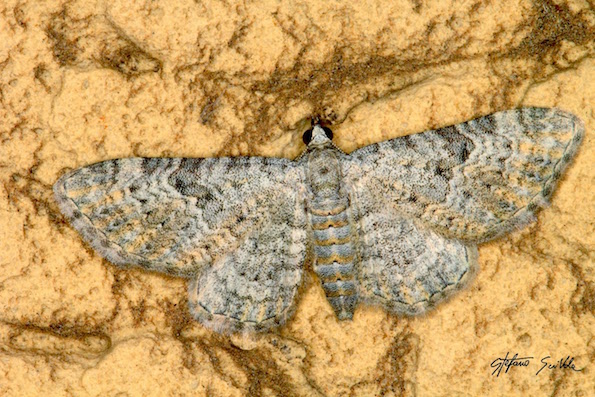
[491, 352, 534, 377]
[536, 356, 583, 376]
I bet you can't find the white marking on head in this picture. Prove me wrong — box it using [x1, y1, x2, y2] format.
[310, 125, 331, 146]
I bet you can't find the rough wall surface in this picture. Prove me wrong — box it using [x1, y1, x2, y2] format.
[0, 0, 593, 396]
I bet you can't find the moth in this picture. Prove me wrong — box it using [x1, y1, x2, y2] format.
[54, 108, 584, 333]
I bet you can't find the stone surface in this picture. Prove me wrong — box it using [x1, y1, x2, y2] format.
[0, 0, 593, 396]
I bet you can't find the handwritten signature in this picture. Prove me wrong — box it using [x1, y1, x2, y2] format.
[490, 352, 583, 377]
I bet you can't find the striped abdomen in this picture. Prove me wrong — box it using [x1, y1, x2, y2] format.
[310, 200, 358, 320]
[305, 144, 358, 319]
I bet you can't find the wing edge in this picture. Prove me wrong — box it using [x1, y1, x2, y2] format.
[359, 244, 479, 316]
[53, 167, 195, 277]
[473, 108, 585, 243]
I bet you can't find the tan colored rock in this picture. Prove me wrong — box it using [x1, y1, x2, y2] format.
[0, 0, 592, 396]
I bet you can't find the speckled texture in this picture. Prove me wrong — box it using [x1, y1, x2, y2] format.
[54, 109, 582, 336]
[0, 0, 593, 396]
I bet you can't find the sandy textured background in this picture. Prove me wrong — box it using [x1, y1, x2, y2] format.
[0, 0, 593, 396]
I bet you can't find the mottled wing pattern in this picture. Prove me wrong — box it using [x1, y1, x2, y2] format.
[344, 107, 582, 314]
[188, 219, 307, 332]
[54, 157, 308, 332]
[354, 207, 478, 313]
[55, 107, 583, 330]
[344, 108, 584, 243]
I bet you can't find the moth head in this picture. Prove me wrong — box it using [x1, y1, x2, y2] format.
[303, 125, 333, 146]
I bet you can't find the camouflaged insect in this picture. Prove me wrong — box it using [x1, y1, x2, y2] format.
[54, 107, 584, 333]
